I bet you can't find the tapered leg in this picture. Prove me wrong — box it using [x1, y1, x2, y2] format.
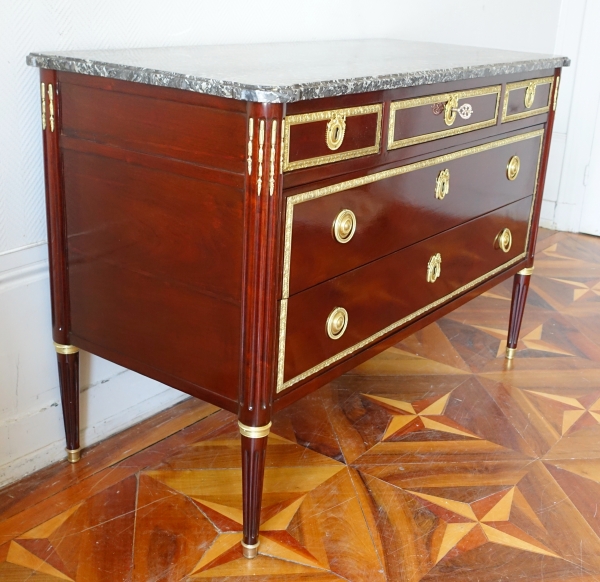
[239, 421, 271, 559]
[505, 267, 533, 359]
[54, 342, 81, 462]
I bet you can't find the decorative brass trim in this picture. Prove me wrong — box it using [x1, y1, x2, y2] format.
[247, 118, 254, 175]
[326, 307, 348, 340]
[282, 104, 382, 172]
[435, 169, 450, 200]
[444, 94, 459, 126]
[66, 448, 81, 463]
[501, 76, 554, 123]
[48, 84, 55, 133]
[505, 347, 517, 360]
[41, 83, 46, 131]
[518, 266, 534, 276]
[426, 253, 442, 283]
[282, 129, 543, 300]
[238, 421, 271, 439]
[388, 85, 501, 150]
[269, 120, 277, 196]
[326, 113, 346, 150]
[495, 228, 513, 253]
[276, 129, 545, 393]
[278, 253, 527, 392]
[507, 155, 521, 181]
[54, 342, 79, 355]
[242, 540, 260, 559]
[524, 82, 536, 109]
[257, 119, 265, 195]
[553, 76, 560, 111]
[332, 209, 356, 244]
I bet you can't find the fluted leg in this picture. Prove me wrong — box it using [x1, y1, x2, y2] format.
[239, 421, 271, 559]
[54, 343, 81, 462]
[506, 267, 533, 359]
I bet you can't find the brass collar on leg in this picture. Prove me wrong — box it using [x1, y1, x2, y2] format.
[505, 347, 517, 360]
[241, 540, 260, 559]
[238, 421, 271, 439]
[66, 448, 81, 463]
[54, 342, 79, 355]
[517, 266, 534, 276]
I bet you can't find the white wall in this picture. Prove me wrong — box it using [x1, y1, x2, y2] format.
[0, 0, 564, 486]
[541, 0, 600, 233]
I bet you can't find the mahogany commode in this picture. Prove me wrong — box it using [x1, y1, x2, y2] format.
[27, 39, 569, 559]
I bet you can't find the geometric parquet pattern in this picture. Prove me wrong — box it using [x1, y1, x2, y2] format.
[1, 230, 600, 581]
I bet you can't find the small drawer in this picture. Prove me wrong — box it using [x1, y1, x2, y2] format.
[282, 104, 383, 171]
[277, 197, 532, 392]
[284, 129, 543, 296]
[388, 85, 501, 150]
[501, 76, 554, 122]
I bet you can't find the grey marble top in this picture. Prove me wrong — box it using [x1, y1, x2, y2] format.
[27, 39, 569, 104]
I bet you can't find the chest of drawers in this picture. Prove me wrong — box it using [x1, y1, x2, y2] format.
[28, 39, 569, 558]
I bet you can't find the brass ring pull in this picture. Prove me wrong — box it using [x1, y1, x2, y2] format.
[326, 113, 346, 150]
[525, 82, 536, 109]
[495, 228, 513, 253]
[507, 155, 520, 181]
[444, 95, 473, 126]
[435, 169, 450, 200]
[326, 307, 348, 340]
[332, 209, 357, 243]
[427, 253, 442, 283]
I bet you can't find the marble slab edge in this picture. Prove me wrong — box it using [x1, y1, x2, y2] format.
[26, 53, 570, 104]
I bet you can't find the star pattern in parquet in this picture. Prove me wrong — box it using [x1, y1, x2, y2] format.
[1, 230, 600, 582]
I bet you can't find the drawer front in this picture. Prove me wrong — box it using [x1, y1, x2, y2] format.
[388, 85, 501, 150]
[282, 104, 383, 171]
[502, 76, 554, 123]
[278, 197, 532, 392]
[285, 129, 543, 296]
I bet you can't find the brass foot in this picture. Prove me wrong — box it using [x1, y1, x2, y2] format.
[66, 448, 81, 463]
[505, 347, 517, 360]
[241, 540, 259, 559]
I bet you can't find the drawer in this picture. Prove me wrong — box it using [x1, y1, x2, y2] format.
[501, 76, 554, 123]
[277, 196, 532, 392]
[388, 85, 501, 150]
[285, 129, 543, 296]
[282, 104, 383, 171]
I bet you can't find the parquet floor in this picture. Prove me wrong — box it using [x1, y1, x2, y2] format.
[2, 230, 600, 581]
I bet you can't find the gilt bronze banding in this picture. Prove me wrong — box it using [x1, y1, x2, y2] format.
[505, 347, 517, 360]
[242, 540, 260, 559]
[518, 266, 534, 276]
[66, 448, 81, 463]
[54, 342, 79, 355]
[238, 421, 272, 439]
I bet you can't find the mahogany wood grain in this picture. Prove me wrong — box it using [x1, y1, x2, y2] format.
[506, 272, 531, 350]
[238, 102, 285, 552]
[273, 256, 528, 411]
[56, 352, 80, 452]
[283, 197, 532, 383]
[525, 70, 560, 262]
[40, 69, 69, 345]
[503, 79, 552, 120]
[283, 69, 555, 190]
[390, 90, 498, 145]
[287, 111, 380, 165]
[288, 131, 542, 295]
[60, 78, 247, 174]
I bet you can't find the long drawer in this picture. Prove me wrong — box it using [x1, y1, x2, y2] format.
[277, 196, 532, 392]
[284, 129, 543, 297]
